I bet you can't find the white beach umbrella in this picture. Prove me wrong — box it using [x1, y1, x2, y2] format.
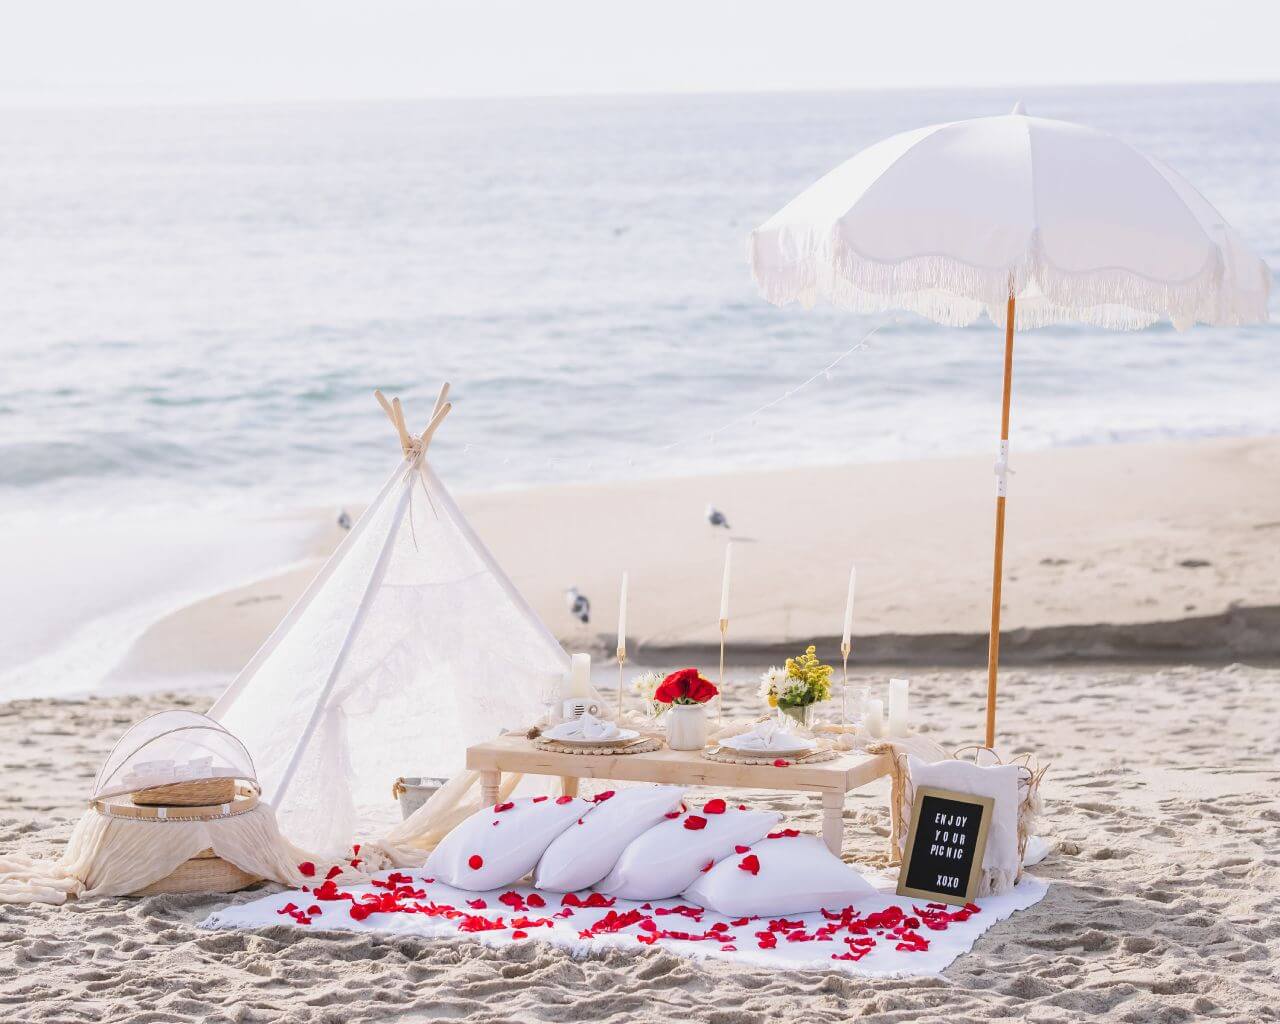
[749, 104, 1270, 747]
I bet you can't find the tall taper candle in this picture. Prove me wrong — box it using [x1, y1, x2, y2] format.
[841, 564, 857, 648]
[719, 542, 733, 620]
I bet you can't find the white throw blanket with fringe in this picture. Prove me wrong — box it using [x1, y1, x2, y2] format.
[0, 804, 311, 905]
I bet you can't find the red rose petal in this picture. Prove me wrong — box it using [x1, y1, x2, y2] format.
[738, 854, 761, 876]
[468, 854, 484, 870]
[494, 801, 515, 813]
[512, 930, 528, 940]
[297, 862, 316, 877]
[467, 898, 487, 909]
[772, 759, 791, 767]
[532, 796, 548, 803]
[734, 845, 751, 854]
[325, 865, 343, 880]
[703, 798, 727, 815]
[700, 860, 714, 873]
[683, 815, 708, 831]
[664, 811, 680, 819]
[555, 795, 573, 805]
[526, 893, 546, 908]
[592, 790, 615, 803]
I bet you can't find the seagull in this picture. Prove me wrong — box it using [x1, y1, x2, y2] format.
[565, 587, 590, 624]
[337, 509, 353, 530]
[706, 505, 730, 530]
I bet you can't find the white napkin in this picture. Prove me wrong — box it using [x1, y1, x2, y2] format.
[723, 717, 814, 753]
[545, 712, 620, 742]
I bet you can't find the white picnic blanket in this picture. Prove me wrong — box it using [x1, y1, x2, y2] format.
[201, 868, 1047, 976]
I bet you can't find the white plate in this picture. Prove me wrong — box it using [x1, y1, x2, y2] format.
[543, 728, 640, 746]
[720, 735, 816, 759]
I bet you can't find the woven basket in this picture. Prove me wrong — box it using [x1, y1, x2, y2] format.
[131, 776, 236, 807]
[132, 848, 262, 897]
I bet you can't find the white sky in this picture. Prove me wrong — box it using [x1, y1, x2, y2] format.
[2, 0, 1278, 106]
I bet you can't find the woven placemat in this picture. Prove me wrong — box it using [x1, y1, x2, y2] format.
[532, 736, 664, 756]
[703, 745, 838, 766]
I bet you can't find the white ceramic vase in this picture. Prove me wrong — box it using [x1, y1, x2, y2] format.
[665, 703, 708, 750]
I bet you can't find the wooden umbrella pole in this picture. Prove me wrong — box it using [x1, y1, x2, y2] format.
[985, 292, 1016, 749]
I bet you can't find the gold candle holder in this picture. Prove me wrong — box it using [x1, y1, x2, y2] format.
[718, 617, 728, 726]
[840, 640, 851, 730]
[616, 644, 627, 719]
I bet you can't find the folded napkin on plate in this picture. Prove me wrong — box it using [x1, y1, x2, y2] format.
[545, 712, 620, 742]
[724, 717, 814, 752]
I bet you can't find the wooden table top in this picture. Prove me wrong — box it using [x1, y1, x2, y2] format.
[466, 733, 892, 794]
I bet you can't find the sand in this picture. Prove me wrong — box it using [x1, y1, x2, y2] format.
[3, 662, 1278, 1023]
[112, 436, 1280, 689]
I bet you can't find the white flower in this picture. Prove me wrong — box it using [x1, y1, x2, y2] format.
[630, 670, 667, 717]
[758, 665, 787, 703]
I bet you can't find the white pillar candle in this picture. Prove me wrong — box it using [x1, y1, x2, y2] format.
[888, 677, 910, 737]
[866, 698, 885, 738]
[719, 542, 733, 621]
[841, 564, 857, 648]
[617, 571, 628, 650]
[569, 652, 591, 697]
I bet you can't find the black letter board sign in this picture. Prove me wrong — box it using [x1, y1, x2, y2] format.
[896, 786, 995, 906]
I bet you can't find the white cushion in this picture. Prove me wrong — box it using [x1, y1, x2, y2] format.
[534, 785, 686, 892]
[425, 795, 588, 891]
[682, 832, 877, 916]
[906, 755, 1022, 876]
[595, 799, 781, 900]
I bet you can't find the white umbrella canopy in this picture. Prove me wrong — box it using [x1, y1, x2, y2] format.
[750, 104, 1270, 331]
[749, 105, 1270, 747]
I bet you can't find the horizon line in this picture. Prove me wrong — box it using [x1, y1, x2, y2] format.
[0, 76, 1276, 113]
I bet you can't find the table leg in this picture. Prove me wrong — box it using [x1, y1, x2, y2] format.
[822, 791, 845, 856]
[560, 776, 579, 799]
[479, 770, 501, 808]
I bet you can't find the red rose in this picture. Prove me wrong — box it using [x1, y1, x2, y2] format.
[653, 668, 719, 705]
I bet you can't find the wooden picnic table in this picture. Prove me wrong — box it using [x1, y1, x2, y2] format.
[465, 734, 893, 856]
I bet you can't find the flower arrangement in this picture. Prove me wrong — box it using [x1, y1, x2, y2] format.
[630, 670, 667, 717]
[653, 668, 719, 706]
[758, 645, 833, 709]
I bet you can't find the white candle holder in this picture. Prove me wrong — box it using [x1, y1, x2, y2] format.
[840, 640, 851, 730]
[616, 644, 626, 719]
[718, 617, 728, 726]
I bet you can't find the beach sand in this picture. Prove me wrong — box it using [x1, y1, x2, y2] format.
[2, 663, 1277, 1023]
[4, 435, 1279, 1021]
[111, 435, 1280, 690]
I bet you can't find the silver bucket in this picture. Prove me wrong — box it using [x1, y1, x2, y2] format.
[392, 776, 447, 820]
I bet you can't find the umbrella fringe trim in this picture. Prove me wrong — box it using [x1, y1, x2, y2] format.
[748, 232, 1270, 331]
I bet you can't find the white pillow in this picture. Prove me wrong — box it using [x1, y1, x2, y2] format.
[595, 799, 781, 900]
[682, 832, 877, 916]
[534, 785, 686, 892]
[425, 795, 588, 891]
[906, 755, 1022, 876]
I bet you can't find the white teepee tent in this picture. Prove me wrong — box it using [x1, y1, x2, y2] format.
[210, 385, 583, 857]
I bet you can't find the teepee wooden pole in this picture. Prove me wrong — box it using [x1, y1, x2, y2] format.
[985, 292, 1016, 749]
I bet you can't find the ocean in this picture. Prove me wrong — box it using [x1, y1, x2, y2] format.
[1, 82, 1276, 697]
